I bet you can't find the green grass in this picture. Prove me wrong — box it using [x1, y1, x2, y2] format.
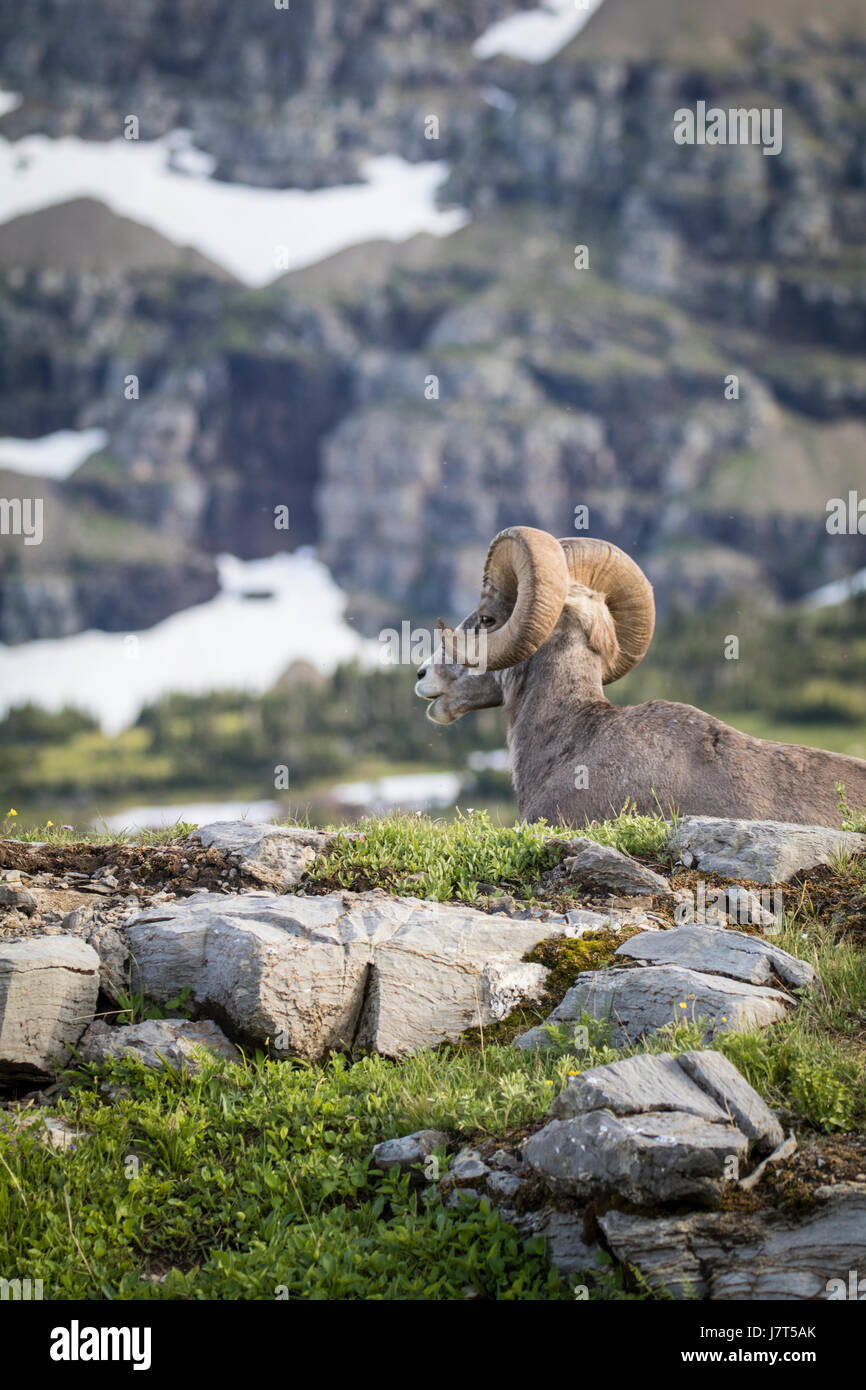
[0, 814, 197, 846]
[0, 1048, 588, 1301]
[307, 806, 671, 902]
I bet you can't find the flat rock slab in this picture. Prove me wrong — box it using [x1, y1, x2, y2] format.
[79, 1018, 240, 1073]
[616, 925, 817, 991]
[600, 1186, 866, 1299]
[515, 964, 794, 1050]
[122, 890, 560, 1058]
[668, 817, 866, 884]
[551, 1049, 784, 1152]
[551, 1052, 720, 1124]
[558, 838, 672, 897]
[188, 821, 348, 891]
[0, 935, 99, 1078]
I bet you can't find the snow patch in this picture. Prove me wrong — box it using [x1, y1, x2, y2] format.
[0, 127, 468, 286]
[474, 0, 605, 65]
[0, 428, 108, 480]
[0, 551, 379, 733]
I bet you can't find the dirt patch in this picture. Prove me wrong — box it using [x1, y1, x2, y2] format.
[0, 840, 251, 898]
[721, 1132, 866, 1215]
[787, 863, 866, 944]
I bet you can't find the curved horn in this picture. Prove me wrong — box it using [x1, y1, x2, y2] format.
[443, 526, 569, 671]
[557, 536, 655, 684]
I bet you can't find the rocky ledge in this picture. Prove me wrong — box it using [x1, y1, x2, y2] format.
[0, 813, 861, 1299]
[1, 814, 850, 1076]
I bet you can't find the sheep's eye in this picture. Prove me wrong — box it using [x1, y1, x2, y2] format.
[477, 615, 495, 627]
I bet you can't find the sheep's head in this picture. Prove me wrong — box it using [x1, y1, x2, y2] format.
[414, 526, 655, 723]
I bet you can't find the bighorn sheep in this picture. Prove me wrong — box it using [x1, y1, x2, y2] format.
[415, 526, 866, 828]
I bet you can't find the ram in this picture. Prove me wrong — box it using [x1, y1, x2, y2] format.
[415, 526, 866, 827]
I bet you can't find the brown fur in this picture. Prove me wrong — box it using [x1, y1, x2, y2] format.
[415, 588, 866, 829]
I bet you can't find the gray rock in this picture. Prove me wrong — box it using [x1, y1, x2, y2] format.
[539, 1211, 605, 1278]
[616, 925, 817, 991]
[485, 1170, 524, 1200]
[371, 1129, 449, 1173]
[676, 1050, 785, 1152]
[515, 964, 794, 1050]
[188, 821, 342, 890]
[523, 1109, 749, 1205]
[488, 1148, 521, 1172]
[63, 914, 129, 1003]
[0, 883, 37, 915]
[559, 838, 672, 897]
[0, 935, 99, 1078]
[600, 1186, 866, 1299]
[479, 956, 549, 1021]
[552, 1049, 783, 1153]
[673, 885, 780, 930]
[122, 890, 560, 1058]
[61, 904, 96, 931]
[669, 817, 866, 884]
[551, 1052, 729, 1125]
[527, 1049, 782, 1207]
[451, 1148, 490, 1184]
[445, 1186, 480, 1208]
[720, 887, 782, 930]
[78, 1018, 240, 1073]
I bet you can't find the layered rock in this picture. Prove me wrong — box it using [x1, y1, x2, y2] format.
[524, 1050, 784, 1206]
[668, 816, 866, 883]
[119, 888, 560, 1058]
[0, 936, 99, 1078]
[601, 1185, 866, 1300]
[515, 961, 795, 1050]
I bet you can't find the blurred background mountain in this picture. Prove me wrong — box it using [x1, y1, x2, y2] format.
[0, 0, 864, 831]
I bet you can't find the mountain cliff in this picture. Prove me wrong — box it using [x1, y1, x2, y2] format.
[1, 1, 865, 642]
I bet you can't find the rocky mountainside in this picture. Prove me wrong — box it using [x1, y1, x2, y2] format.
[0, 0, 529, 186]
[1, 0, 865, 643]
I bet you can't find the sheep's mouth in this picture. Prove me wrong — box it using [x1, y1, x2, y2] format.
[424, 696, 456, 725]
